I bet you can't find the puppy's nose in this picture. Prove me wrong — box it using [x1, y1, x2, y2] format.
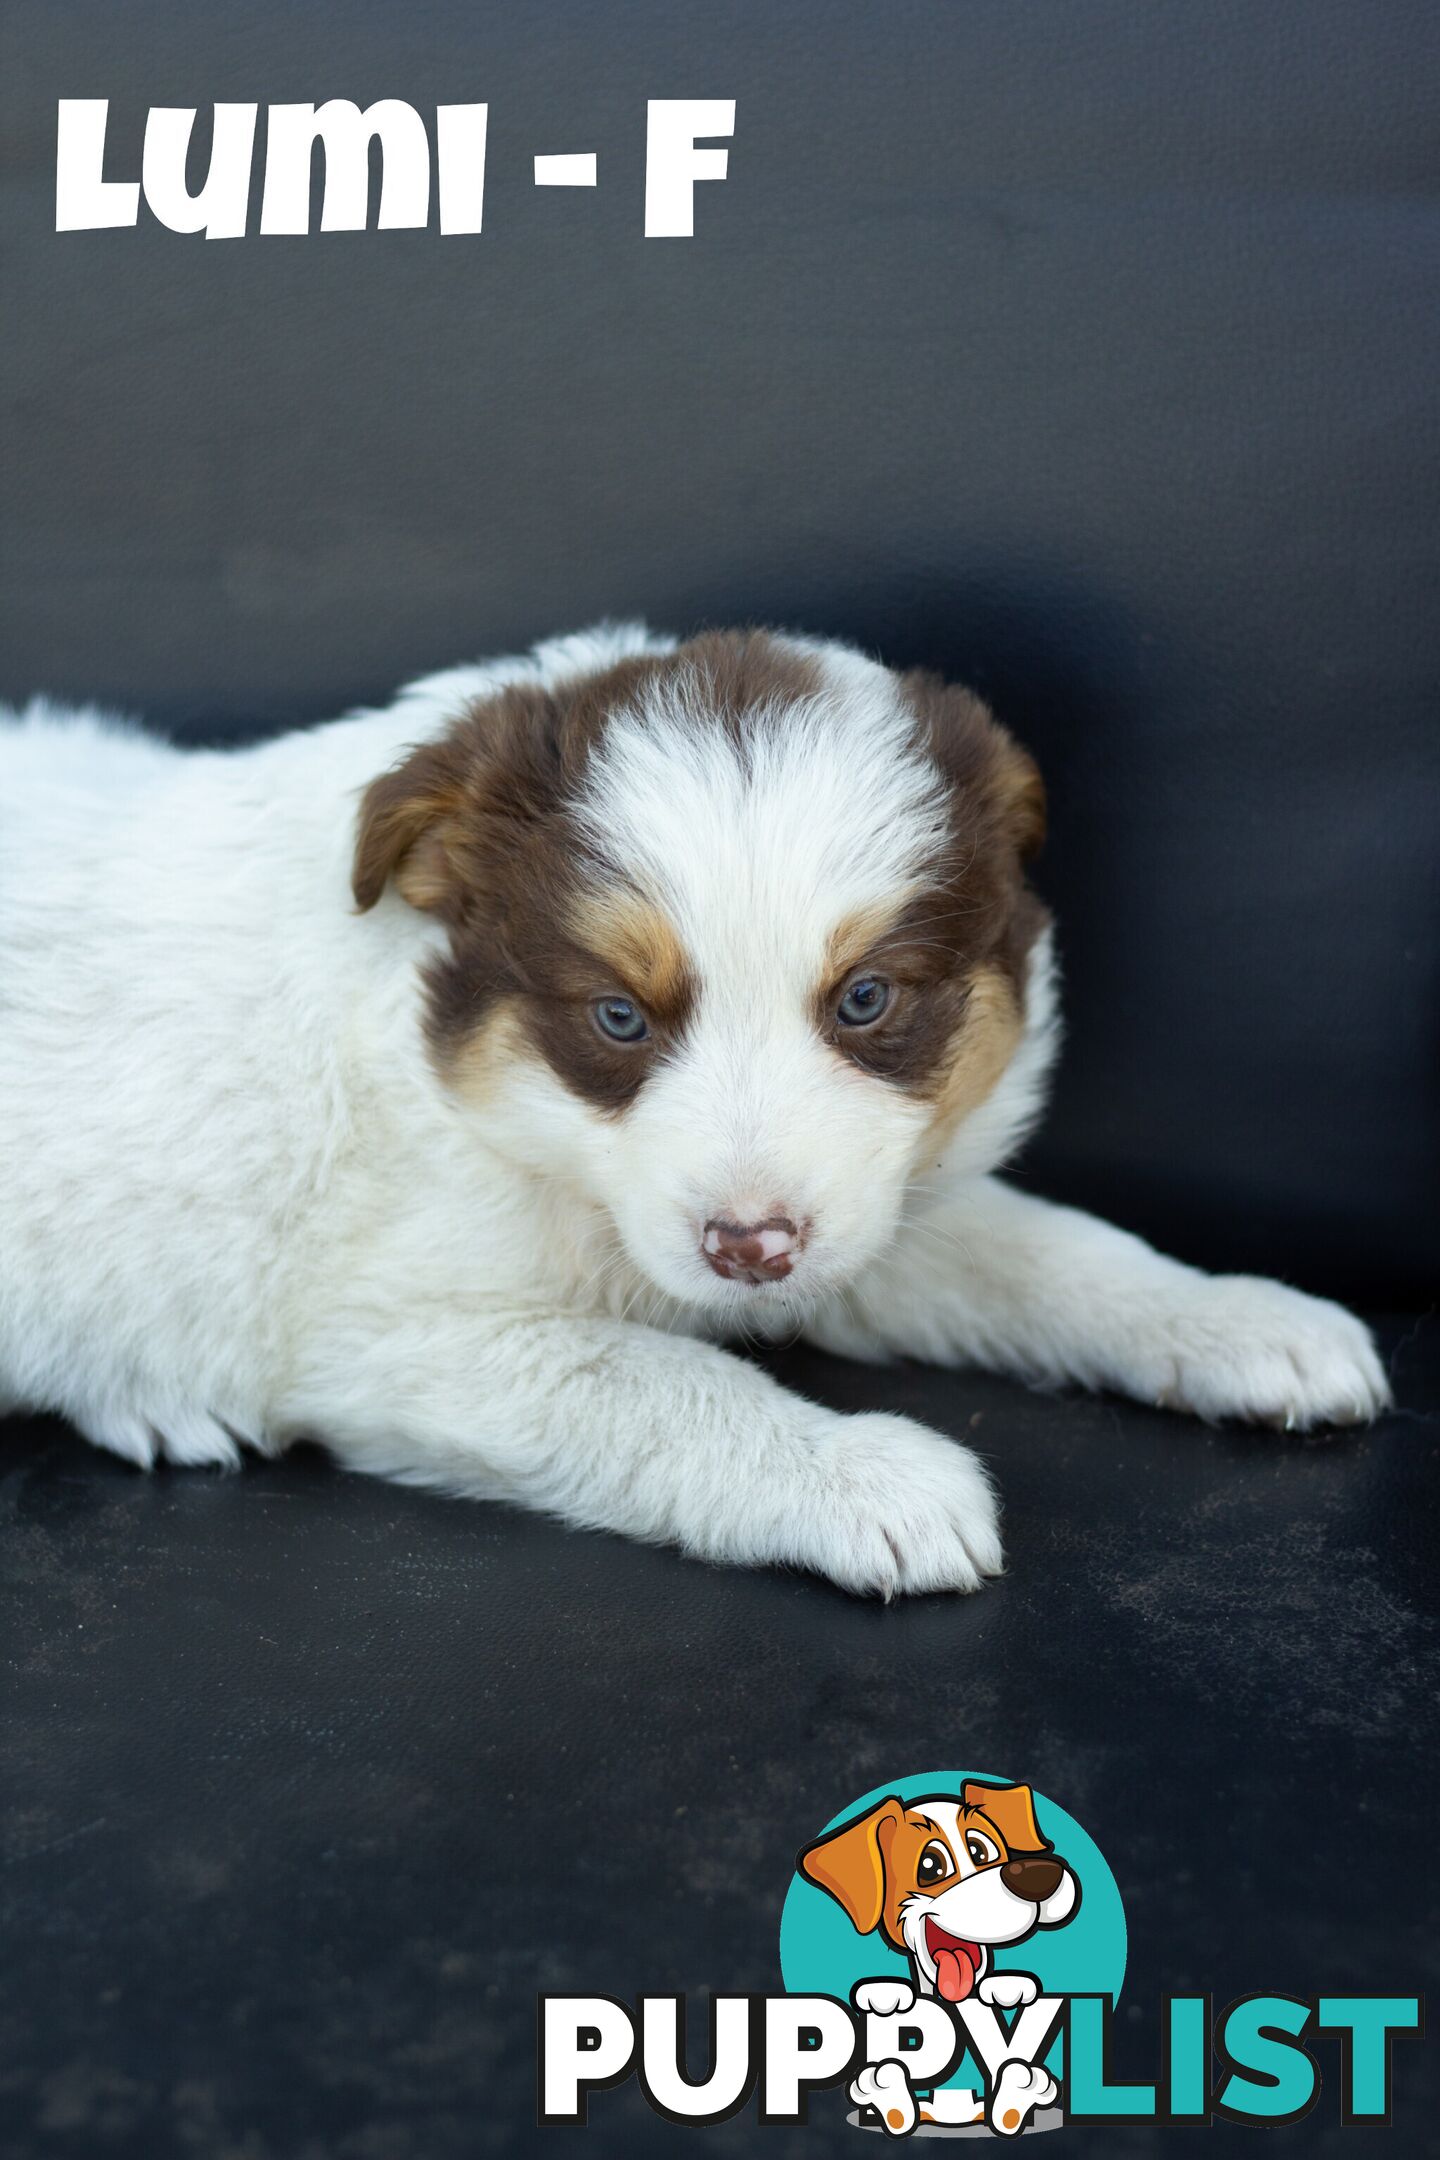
[1001, 1856, 1064, 1903]
[701, 1216, 801, 1284]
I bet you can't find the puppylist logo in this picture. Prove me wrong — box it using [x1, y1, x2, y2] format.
[538, 1772, 1425, 2135]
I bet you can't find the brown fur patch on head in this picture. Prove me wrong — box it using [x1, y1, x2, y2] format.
[812, 671, 1048, 1127]
[607, 626, 822, 740]
[486, 628, 821, 785]
[351, 630, 816, 1110]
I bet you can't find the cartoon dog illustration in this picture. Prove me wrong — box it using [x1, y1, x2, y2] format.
[799, 1781, 1078, 2136]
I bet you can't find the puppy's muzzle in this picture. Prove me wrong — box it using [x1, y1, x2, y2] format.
[701, 1216, 802, 1284]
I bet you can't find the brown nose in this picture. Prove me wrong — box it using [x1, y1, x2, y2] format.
[701, 1216, 801, 1284]
[1000, 1855, 1065, 1903]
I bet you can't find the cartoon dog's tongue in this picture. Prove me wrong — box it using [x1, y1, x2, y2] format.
[924, 1920, 983, 2003]
[933, 1945, 978, 2002]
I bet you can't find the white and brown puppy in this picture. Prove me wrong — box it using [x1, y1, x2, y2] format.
[0, 624, 1389, 1594]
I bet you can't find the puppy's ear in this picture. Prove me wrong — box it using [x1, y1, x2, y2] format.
[798, 1797, 904, 1935]
[352, 737, 474, 919]
[963, 1780, 1050, 1855]
[352, 685, 565, 924]
[905, 672, 1046, 863]
[989, 725, 1046, 862]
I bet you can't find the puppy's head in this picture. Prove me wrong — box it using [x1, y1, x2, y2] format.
[799, 1781, 1079, 2002]
[353, 630, 1048, 1314]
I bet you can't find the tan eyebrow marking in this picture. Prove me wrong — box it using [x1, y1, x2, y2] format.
[568, 888, 695, 1032]
[824, 899, 910, 987]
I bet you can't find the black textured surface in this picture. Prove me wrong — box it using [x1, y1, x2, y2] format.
[4, 1319, 1438, 2158]
[2, 0, 1437, 1301]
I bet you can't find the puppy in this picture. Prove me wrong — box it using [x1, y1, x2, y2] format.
[0, 624, 1389, 1594]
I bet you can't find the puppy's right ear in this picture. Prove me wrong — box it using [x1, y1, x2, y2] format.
[352, 684, 565, 925]
[352, 737, 474, 920]
[798, 1797, 904, 1936]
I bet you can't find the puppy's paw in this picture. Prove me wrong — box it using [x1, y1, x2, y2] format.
[978, 1972, 1039, 2010]
[1139, 1278, 1390, 1431]
[854, 1979, 917, 2019]
[850, 2059, 916, 2135]
[808, 1413, 1004, 1599]
[988, 2057, 1057, 2136]
[77, 1402, 244, 1471]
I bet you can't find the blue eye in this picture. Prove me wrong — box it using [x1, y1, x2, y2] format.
[837, 976, 891, 1027]
[594, 996, 649, 1043]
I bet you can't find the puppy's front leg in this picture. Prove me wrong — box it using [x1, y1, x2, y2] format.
[280, 1308, 1002, 1597]
[809, 1178, 1390, 1430]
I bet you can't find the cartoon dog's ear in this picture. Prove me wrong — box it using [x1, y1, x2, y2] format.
[798, 1798, 905, 1936]
[963, 1780, 1050, 1854]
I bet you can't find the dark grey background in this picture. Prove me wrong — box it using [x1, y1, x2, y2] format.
[3, 0, 1437, 1301]
[2, 8, 1438, 2158]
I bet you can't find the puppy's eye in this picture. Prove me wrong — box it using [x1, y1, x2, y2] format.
[917, 1839, 953, 1886]
[593, 997, 649, 1044]
[966, 1830, 1001, 1868]
[836, 976, 891, 1028]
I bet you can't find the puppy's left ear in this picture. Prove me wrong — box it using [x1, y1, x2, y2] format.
[989, 724, 1046, 862]
[798, 1797, 904, 1936]
[963, 1780, 1051, 1854]
[904, 672, 1046, 862]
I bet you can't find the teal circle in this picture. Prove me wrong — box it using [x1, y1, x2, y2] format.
[779, 1770, 1125, 2090]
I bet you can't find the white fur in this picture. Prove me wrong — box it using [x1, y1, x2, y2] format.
[0, 625, 1390, 1596]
